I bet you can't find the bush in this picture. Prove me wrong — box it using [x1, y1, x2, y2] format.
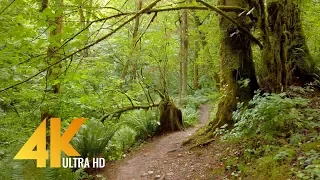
[226, 92, 309, 139]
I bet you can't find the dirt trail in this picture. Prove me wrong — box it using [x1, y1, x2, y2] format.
[104, 104, 222, 180]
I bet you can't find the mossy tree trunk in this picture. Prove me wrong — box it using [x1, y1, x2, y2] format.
[260, 0, 315, 92]
[121, 0, 142, 80]
[185, 0, 259, 145]
[40, 0, 64, 121]
[210, 0, 259, 129]
[158, 98, 184, 133]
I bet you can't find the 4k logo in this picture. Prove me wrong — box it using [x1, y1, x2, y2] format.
[14, 118, 85, 167]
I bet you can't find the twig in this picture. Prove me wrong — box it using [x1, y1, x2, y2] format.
[0, 0, 161, 93]
[134, 12, 158, 48]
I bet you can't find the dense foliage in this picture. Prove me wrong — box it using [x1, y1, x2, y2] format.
[215, 90, 320, 179]
[1, 0, 320, 179]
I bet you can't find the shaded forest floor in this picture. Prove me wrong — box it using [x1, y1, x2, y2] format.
[101, 89, 320, 180]
[103, 104, 227, 180]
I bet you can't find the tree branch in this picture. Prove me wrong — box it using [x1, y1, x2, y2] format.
[196, 0, 263, 49]
[134, 12, 158, 48]
[0, 3, 252, 92]
[0, 0, 161, 93]
[100, 103, 159, 122]
[0, 0, 16, 15]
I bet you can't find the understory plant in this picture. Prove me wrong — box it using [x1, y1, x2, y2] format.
[226, 92, 309, 139]
[218, 91, 320, 179]
[72, 119, 117, 159]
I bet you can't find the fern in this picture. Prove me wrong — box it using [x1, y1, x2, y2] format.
[120, 110, 159, 140]
[72, 119, 117, 159]
[0, 154, 25, 180]
[181, 106, 199, 127]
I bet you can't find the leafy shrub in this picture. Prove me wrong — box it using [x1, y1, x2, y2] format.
[0, 158, 24, 180]
[106, 126, 137, 160]
[226, 92, 309, 139]
[72, 119, 117, 159]
[181, 106, 199, 127]
[296, 150, 320, 179]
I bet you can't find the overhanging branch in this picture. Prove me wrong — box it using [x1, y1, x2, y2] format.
[0, 3, 252, 92]
[196, 0, 263, 49]
[100, 103, 159, 122]
[0, 0, 161, 93]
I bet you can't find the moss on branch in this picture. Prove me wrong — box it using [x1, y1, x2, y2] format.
[100, 104, 159, 122]
[197, 0, 263, 49]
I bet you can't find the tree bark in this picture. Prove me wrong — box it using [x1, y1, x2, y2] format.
[193, 16, 201, 90]
[158, 99, 184, 133]
[179, 7, 189, 103]
[260, 0, 315, 92]
[193, 42, 199, 90]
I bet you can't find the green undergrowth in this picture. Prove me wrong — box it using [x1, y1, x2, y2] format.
[211, 91, 320, 179]
[0, 92, 210, 179]
[181, 90, 218, 127]
[0, 109, 160, 180]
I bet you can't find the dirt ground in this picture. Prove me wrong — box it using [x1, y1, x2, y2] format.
[103, 104, 227, 180]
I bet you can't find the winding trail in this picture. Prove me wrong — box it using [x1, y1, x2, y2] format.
[104, 104, 222, 180]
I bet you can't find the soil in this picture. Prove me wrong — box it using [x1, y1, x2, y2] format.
[103, 104, 227, 180]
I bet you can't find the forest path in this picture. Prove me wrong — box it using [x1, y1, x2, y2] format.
[104, 104, 223, 180]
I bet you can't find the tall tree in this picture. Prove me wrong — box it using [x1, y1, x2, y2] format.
[121, 0, 143, 80]
[40, 0, 64, 121]
[258, 0, 315, 92]
[78, 0, 92, 57]
[186, 0, 259, 145]
[193, 15, 201, 90]
[179, 6, 189, 102]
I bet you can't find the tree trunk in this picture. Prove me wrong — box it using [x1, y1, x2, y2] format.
[179, 12, 183, 100]
[158, 99, 184, 133]
[184, 0, 259, 146]
[260, 0, 314, 92]
[212, 0, 259, 125]
[193, 42, 199, 90]
[78, 0, 92, 57]
[121, 0, 142, 80]
[179, 7, 189, 103]
[40, 0, 64, 121]
[193, 16, 201, 90]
